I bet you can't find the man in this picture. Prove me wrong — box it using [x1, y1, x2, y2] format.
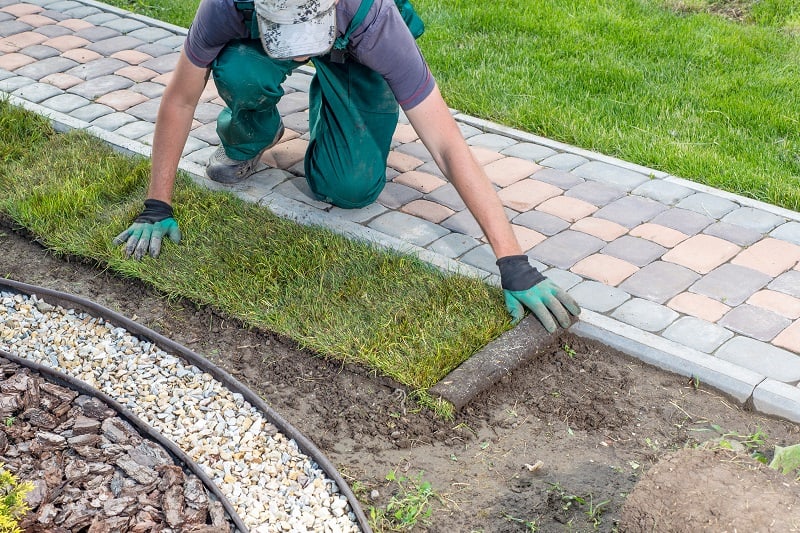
[113, 0, 580, 332]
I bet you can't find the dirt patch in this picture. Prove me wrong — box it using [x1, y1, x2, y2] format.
[2, 221, 799, 532]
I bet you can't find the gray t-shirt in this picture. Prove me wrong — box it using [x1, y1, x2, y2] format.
[184, 0, 435, 109]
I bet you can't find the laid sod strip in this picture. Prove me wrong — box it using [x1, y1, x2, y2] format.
[0, 101, 510, 392]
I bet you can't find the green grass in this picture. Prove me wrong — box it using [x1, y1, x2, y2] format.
[0, 101, 509, 401]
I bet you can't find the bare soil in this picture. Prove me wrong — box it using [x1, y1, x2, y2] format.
[2, 220, 799, 532]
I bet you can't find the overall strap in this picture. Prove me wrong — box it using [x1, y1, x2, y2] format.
[234, 0, 259, 39]
[330, 0, 374, 61]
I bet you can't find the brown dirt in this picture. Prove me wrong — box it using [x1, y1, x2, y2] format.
[2, 220, 799, 532]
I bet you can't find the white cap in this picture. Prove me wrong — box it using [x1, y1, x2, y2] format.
[255, 0, 338, 59]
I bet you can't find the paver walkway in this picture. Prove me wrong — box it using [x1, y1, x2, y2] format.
[2, 0, 800, 422]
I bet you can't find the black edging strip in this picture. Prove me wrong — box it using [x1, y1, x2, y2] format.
[0, 278, 372, 533]
[0, 347, 247, 533]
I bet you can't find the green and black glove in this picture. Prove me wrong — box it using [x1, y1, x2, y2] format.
[497, 255, 580, 332]
[113, 199, 181, 260]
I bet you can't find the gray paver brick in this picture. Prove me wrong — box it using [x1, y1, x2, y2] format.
[190, 123, 220, 145]
[528, 230, 604, 269]
[602, 235, 666, 266]
[282, 111, 310, 134]
[460, 243, 499, 274]
[702, 222, 763, 247]
[441, 210, 483, 238]
[68, 75, 133, 100]
[377, 182, 422, 209]
[568, 280, 630, 312]
[19, 44, 60, 60]
[91, 111, 136, 131]
[101, 18, 147, 34]
[14, 57, 78, 80]
[12, 82, 62, 103]
[539, 152, 587, 170]
[63, 6, 102, 18]
[328, 202, 387, 224]
[0, 69, 12, 81]
[632, 179, 693, 205]
[752, 379, 800, 424]
[140, 52, 181, 75]
[86, 35, 147, 56]
[40, 92, 90, 113]
[424, 184, 466, 211]
[593, 195, 667, 228]
[194, 102, 224, 124]
[273, 177, 329, 209]
[0, 21, 31, 37]
[394, 142, 432, 162]
[368, 211, 450, 247]
[153, 36, 184, 50]
[500, 142, 557, 162]
[127, 27, 175, 43]
[0, 77, 34, 92]
[115, 120, 156, 140]
[67, 59, 129, 81]
[662, 316, 733, 353]
[276, 91, 308, 115]
[572, 161, 650, 191]
[619, 261, 700, 303]
[716, 336, 800, 382]
[717, 304, 791, 342]
[39, 9, 72, 22]
[33, 24, 72, 38]
[541, 268, 583, 291]
[676, 192, 738, 219]
[650, 208, 713, 235]
[689, 264, 772, 306]
[130, 82, 165, 99]
[563, 180, 625, 207]
[721, 207, 785, 233]
[768, 270, 800, 298]
[71, 103, 113, 122]
[511, 210, 570, 236]
[48, 1, 83, 10]
[611, 298, 680, 332]
[134, 43, 174, 57]
[427, 232, 481, 258]
[457, 123, 482, 139]
[283, 72, 312, 92]
[83, 13, 119, 25]
[770, 221, 800, 246]
[74, 26, 121, 42]
[126, 99, 161, 122]
[184, 145, 217, 166]
[530, 167, 584, 189]
[466, 132, 517, 151]
[415, 161, 445, 179]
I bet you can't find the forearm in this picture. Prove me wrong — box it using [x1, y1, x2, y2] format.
[146, 101, 197, 204]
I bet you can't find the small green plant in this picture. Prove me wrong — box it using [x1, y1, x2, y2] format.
[546, 483, 610, 529]
[502, 511, 539, 531]
[3, 418, 13, 428]
[369, 470, 440, 531]
[0, 464, 33, 533]
[562, 344, 577, 358]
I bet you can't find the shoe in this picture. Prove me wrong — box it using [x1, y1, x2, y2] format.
[206, 123, 285, 184]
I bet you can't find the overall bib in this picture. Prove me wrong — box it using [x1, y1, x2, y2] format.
[211, 0, 424, 208]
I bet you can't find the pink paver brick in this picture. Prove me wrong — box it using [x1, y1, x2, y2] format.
[512, 224, 546, 252]
[394, 170, 446, 193]
[747, 290, 800, 320]
[402, 199, 454, 223]
[199, 80, 219, 102]
[17, 14, 56, 27]
[483, 157, 542, 187]
[662, 234, 741, 274]
[497, 179, 561, 211]
[44, 35, 91, 52]
[1, 4, 43, 16]
[570, 217, 629, 241]
[114, 66, 158, 83]
[387, 150, 423, 173]
[61, 48, 102, 63]
[571, 254, 639, 286]
[772, 321, 800, 355]
[731, 238, 800, 277]
[96, 90, 149, 111]
[211, 96, 226, 106]
[0, 53, 36, 71]
[536, 196, 597, 223]
[262, 138, 308, 169]
[629, 223, 689, 248]
[41, 72, 84, 89]
[111, 50, 153, 65]
[667, 292, 731, 323]
[152, 72, 173, 85]
[392, 123, 418, 143]
[1, 31, 47, 52]
[470, 146, 505, 166]
[57, 19, 94, 31]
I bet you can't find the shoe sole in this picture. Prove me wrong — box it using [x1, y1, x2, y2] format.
[206, 124, 285, 184]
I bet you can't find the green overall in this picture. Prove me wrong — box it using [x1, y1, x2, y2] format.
[212, 0, 424, 208]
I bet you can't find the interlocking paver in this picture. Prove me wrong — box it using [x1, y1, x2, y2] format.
[3, 30, 47, 51]
[110, 49, 152, 65]
[71, 102, 112, 122]
[394, 141, 432, 162]
[329, 202, 387, 224]
[0, 21, 32, 38]
[386, 150, 422, 173]
[512, 210, 570, 236]
[91, 111, 136, 131]
[773, 321, 800, 355]
[73, 26, 120, 42]
[542, 268, 583, 290]
[500, 142, 557, 163]
[571, 253, 638, 286]
[461, 244, 500, 274]
[676, 192, 739, 219]
[747, 290, 800, 320]
[368, 211, 450, 247]
[0, 75, 34, 92]
[619, 261, 700, 304]
[716, 337, 800, 382]
[40, 91, 89, 112]
[593, 195, 667, 229]
[469, 146, 504, 166]
[511, 224, 546, 252]
[611, 298, 679, 332]
[497, 179, 561, 211]
[18, 14, 57, 27]
[731, 237, 800, 277]
[717, 304, 791, 342]
[667, 292, 731, 323]
[528, 230, 604, 270]
[423, 184, 465, 211]
[629, 222, 688, 248]
[602, 235, 666, 267]
[771, 221, 800, 246]
[33, 24, 71, 38]
[689, 263, 771, 306]
[0, 53, 36, 70]
[392, 123, 418, 143]
[393, 170, 446, 194]
[536, 195, 596, 223]
[129, 81, 164, 98]
[483, 157, 541, 187]
[441, 210, 483, 238]
[42, 34, 89, 51]
[11, 81, 61, 103]
[401, 199, 454, 224]
[466, 132, 517, 151]
[568, 280, 630, 313]
[66, 57, 127, 80]
[632, 180, 693, 205]
[114, 120, 155, 139]
[570, 217, 628, 241]
[702, 221, 763, 247]
[572, 161, 650, 192]
[428, 233, 480, 258]
[377, 182, 423, 209]
[14, 56, 77, 79]
[662, 316, 733, 353]
[662, 234, 740, 274]
[114, 65, 157, 82]
[126, 98, 161, 122]
[19, 44, 60, 60]
[649, 208, 713, 235]
[101, 18, 147, 34]
[261, 138, 307, 170]
[722, 207, 786, 233]
[539, 152, 587, 170]
[95, 89, 148, 111]
[61, 47, 102, 63]
[127, 27, 174, 43]
[768, 270, 800, 298]
[530, 167, 584, 189]
[1, 4, 43, 17]
[56, 18, 92, 31]
[415, 161, 444, 179]
[563, 181, 625, 207]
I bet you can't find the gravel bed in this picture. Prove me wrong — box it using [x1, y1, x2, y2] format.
[0, 290, 361, 533]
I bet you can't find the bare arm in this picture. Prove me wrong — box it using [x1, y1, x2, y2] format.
[404, 84, 522, 260]
[146, 50, 211, 204]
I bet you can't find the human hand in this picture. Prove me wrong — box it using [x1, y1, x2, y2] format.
[113, 199, 181, 260]
[497, 255, 581, 332]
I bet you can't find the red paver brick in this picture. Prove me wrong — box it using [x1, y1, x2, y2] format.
[114, 66, 158, 83]
[17, 14, 56, 27]
[110, 50, 153, 65]
[44, 35, 91, 52]
[772, 321, 800, 355]
[152, 72, 173, 85]
[483, 156, 541, 187]
[571, 254, 639, 286]
[41, 72, 84, 89]
[470, 146, 505, 166]
[392, 123, 418, 143]
[629, 223, 689, 248]
[667, 292, 731, 323]
[96, 90, 149, 111]
[394, 170, 446, 193]
[747, 290, 800, 319]
[662, 234, 740, 274]
[56, 19, 94, 31]
[0, 52, 36, 71]
[512, 224, 546, 252]
[536, 195, 597, 223]
[497, 179, 561, 211]
[1, 31, 47, 52]
[402, 199, 454, 223]
[1, 4, 43, 16]
[262, 138, 307, 169]
[387, 150, 423, 173]
[570, 217, 629, 241]
[61, 48, 102, 63]
[731, 238, 800, 277]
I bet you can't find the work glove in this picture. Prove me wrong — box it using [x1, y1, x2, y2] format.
[113, 199, 181, 260]
[497, 255, 581, 332]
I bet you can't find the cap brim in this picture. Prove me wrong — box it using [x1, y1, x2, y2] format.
[257, 5, 336, 60]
